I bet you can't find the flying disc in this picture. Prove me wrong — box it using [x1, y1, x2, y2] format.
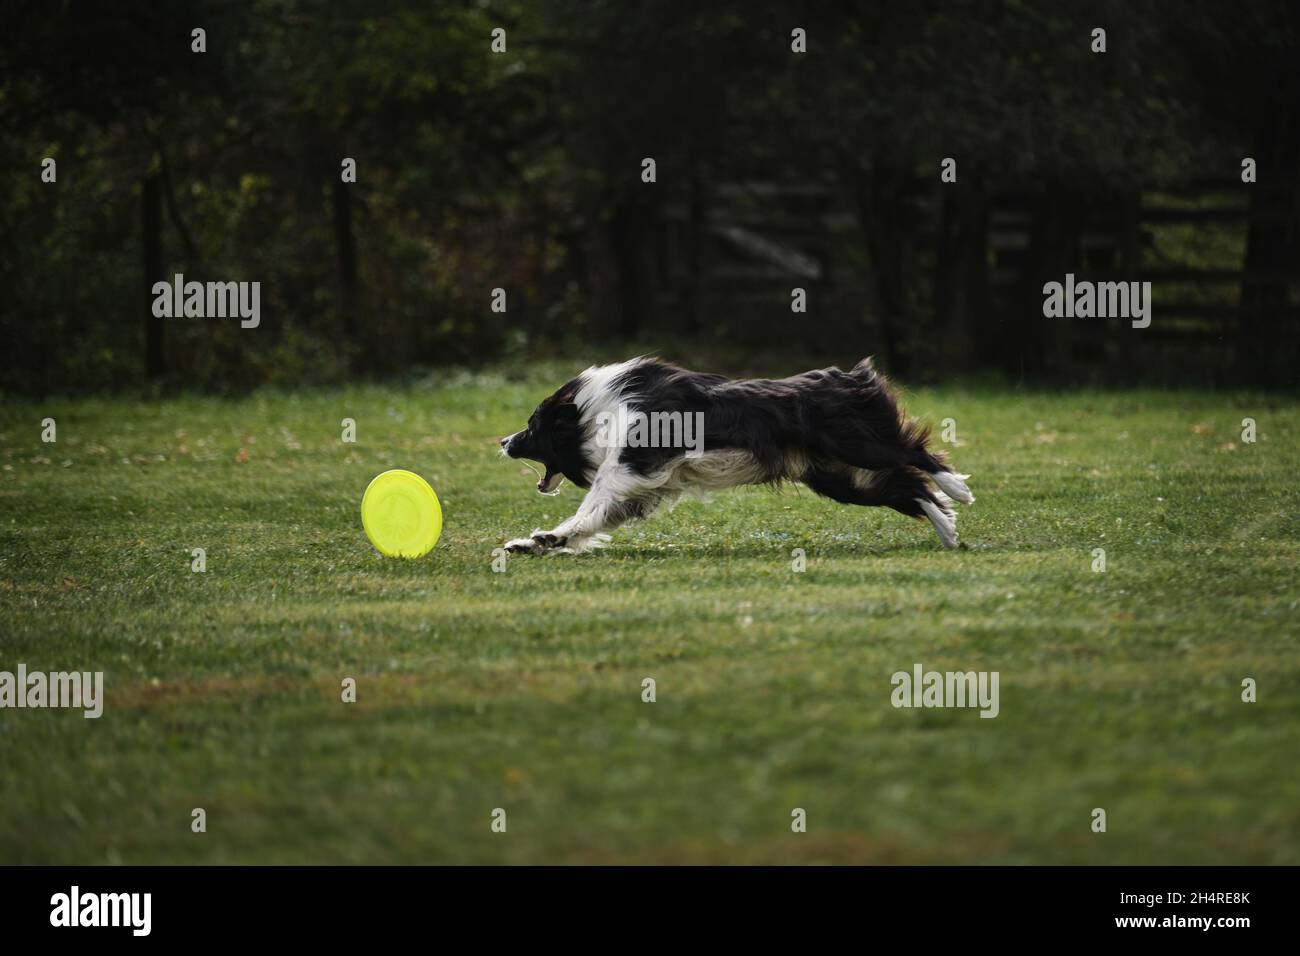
[361, 469, 442, 558]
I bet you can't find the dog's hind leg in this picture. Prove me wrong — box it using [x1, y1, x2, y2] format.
[803, 466, 960, 549]
[929, 469, 974, 504]
[816, 424, 974, 505]
[812, 389, 974, 506]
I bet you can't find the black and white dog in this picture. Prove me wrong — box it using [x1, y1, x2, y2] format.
[499, 357, 973, 554]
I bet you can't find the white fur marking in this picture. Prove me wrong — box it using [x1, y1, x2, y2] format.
[572, 358, 649, 470]
[932, 470, 974, 504]
[918, 498, 959, 549]
[850, 467, 881, 491]
[663, 449, 767, 491]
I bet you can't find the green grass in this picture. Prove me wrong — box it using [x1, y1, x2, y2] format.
[2, 368, 1298, 864]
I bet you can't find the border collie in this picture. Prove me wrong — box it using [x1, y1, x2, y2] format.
[499, 357, 973, 554]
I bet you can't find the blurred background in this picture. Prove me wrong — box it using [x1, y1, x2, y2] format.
[1, 0, 1297, 395]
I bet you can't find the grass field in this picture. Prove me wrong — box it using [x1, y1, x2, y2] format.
[1, 365, 1297, 864]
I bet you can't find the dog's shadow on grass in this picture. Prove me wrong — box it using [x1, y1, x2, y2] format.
[598, 538, 980, 561]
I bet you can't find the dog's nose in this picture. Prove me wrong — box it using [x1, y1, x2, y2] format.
[500, 436, 510, 448]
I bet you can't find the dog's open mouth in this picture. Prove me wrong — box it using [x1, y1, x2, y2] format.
[538, 469, 564, 495]
[513, 457, 564, 495]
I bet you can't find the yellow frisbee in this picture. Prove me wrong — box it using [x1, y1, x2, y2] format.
[361, 469, 443, 558]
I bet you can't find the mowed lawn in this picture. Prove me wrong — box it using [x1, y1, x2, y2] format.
[1, 366, 1297, 864]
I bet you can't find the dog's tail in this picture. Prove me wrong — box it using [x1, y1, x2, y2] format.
[851, 356, 975, 505]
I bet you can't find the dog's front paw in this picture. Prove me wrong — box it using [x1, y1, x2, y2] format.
[503, 531, 567, 555]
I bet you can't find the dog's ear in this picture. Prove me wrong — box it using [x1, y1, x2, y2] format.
[552, 398, 580, 424]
